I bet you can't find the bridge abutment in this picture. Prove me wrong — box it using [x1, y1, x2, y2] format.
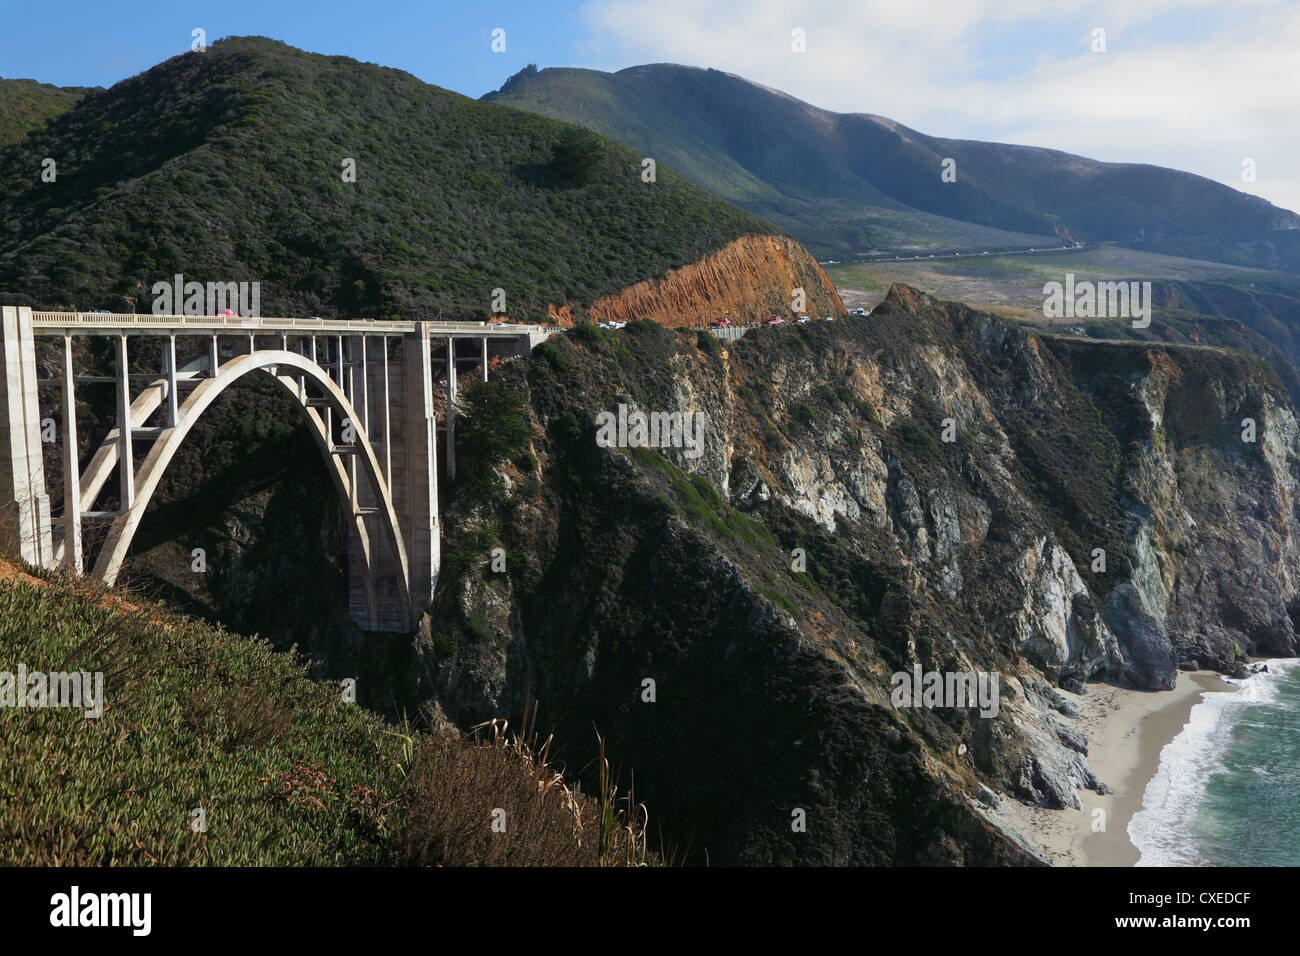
[0, 306, 54, 568]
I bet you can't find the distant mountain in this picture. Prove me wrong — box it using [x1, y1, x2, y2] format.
[0, 77, 94, 147]
[0, 40, 783, 319]
[486, 64, 1300, 264]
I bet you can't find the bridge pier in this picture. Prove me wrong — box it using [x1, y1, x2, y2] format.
[0, 306, 54, 568]
[391, 325, 439, 619]
[330, 330, 441, 631]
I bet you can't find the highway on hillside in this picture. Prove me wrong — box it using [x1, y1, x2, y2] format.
[826, 242, 1106, 267]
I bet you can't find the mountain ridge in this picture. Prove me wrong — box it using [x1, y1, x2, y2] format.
[486, 62, 1300, 263]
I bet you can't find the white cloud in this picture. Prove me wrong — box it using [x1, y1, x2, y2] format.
[577, 0, 1300, 213]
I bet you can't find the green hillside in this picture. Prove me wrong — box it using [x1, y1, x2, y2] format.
[0, 78, 93, 147]
[0, 39, 776, 319]
[486, 64, 1300, 264]
[0, 566, 651, 865]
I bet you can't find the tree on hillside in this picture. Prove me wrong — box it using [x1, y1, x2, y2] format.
[549, 128, 603, 187]
[458, 380, 532, 496]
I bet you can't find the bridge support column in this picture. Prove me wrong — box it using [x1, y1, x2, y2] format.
[342, 335, 376, 626]
[115, 335, 134, 510]
[445, 336, 456, 481]
[481, 337, 488, 382]
[345, 337, 360, 513]
[309, 336, 329, 437]
[295, 337, 307, 401]
[357, 336, 369, 435]
[0, 306, 54, 567]
[61, 335, 82, 573]
[163, 335, 179, 427]
[381, 336, 392, 489]
[359, 334, 392, 491]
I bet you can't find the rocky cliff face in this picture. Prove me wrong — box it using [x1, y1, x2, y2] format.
[586, 233, 844, 326]
[1049, 337, 1300, 686]
[401, 284, 1300, 864]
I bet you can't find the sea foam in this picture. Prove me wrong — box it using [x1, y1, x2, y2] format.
[1130, 659, 1300, 867]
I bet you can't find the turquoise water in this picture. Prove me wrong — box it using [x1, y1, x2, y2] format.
[1131, 659, 1300, 866]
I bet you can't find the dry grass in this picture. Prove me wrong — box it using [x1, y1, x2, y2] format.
[393, 704, 654, 867]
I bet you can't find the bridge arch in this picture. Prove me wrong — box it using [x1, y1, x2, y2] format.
[91, 349, 412, 624]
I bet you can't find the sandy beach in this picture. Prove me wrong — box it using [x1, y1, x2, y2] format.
[999, 670, 1234, 866]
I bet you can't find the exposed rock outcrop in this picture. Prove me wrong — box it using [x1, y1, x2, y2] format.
[1051, 337, 1300, 685]
[585, 233, 844, 327]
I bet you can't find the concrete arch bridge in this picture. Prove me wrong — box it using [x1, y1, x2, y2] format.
[0, 306, 557, 631]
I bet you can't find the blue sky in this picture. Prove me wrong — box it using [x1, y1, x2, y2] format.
[2, 0, 1297, 213]
[0, 0, 573, 97]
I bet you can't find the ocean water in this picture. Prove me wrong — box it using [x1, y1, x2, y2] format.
[1130, 658, 1300, 867]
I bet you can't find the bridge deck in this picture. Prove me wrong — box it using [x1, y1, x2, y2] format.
[28, 311, 562, 338]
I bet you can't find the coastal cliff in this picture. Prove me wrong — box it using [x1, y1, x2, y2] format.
[403, 284, 1300, 863]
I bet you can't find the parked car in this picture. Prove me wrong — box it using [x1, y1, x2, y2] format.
[796, 316, 811, 324]
[849, 307, 867, 316]
[767, 316, 784, 326]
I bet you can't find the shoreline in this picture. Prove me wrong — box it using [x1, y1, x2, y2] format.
[998, 670, 1234, 866]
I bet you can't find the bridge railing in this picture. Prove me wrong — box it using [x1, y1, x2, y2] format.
[30, 311, 421, 333]
[26, 310, 570, 339]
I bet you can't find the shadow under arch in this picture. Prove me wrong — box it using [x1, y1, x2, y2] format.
[91, 349, 411, 625]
